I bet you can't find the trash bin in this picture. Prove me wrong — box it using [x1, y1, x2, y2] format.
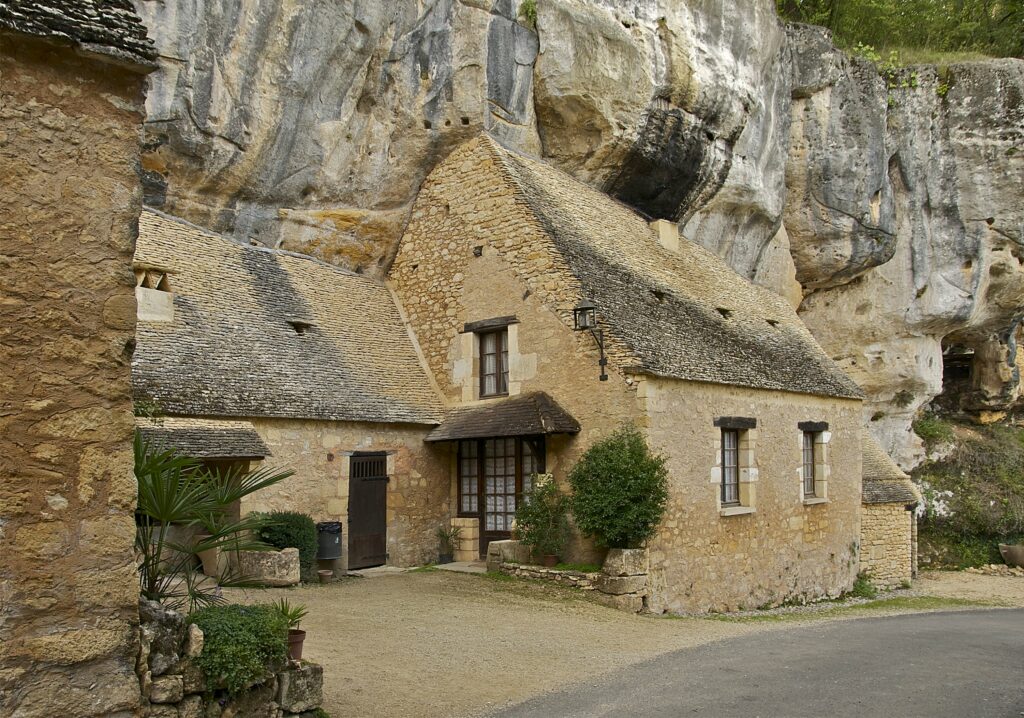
[316, 521, 342, 560]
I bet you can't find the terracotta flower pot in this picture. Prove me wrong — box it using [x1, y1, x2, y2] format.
[195, 535, 222, 578]
[287, 629, 306, 661]
[542, 554, 559, 568]
[318, 569, 333, 583]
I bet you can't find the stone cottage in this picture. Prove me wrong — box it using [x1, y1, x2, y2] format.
[390, 135, 869, 613]
[0, 1, 156, 716]
[860, 432, 921, 588]
[132, 209, 448, 570]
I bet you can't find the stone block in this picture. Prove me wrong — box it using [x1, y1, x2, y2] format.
[178, 695, 203, 718]
[593, 591, 644, 613]
[277, 662, 323, 713]
[596, 574, 647, 596]
[151, 675, 184, 704]
[140, 599, 186, 677]
[179, 659, 206, 694]
[236, 548, 300, 587]
[184, 623, 204, 658]
[602, 548, 648, 577]
[146, 706, 179, 718]
[486, 540, 530, 571]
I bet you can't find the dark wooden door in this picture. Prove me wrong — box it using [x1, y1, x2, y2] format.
[472, 437, 545, 557]
[348, 453, 388, 569]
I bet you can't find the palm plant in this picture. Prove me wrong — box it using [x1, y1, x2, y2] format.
[135, 432, 294, 611]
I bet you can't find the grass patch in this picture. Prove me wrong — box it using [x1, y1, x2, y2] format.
[554, 562, 602, 573]
[705, 595, 997, 623]
[912, 414, 955, 448]
[885, 47, 992, 66]
[850, 574, 878, 599]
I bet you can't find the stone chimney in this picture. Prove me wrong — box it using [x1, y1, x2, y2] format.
[649, 219, 680, 253]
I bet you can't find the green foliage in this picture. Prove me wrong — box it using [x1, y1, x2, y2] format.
[776, 0, 1021, 60]
[272, 598, 308, 630]
[913, 414, 955, 448]
[134, 433, 294, 611]
[850, 573, 878, 599]
[912, 418, 1024, 567]
[568, 425, 669, 549]
[515, 478, 570, 557]
[254, 512, 317, 582]
[189, 604, 288, 696]
[892, 389, 915, 408]
[519, 0, 537, 28]
[436, 525, 462, 553]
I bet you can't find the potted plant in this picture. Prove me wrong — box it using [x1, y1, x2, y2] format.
[274, 598, 309, 661]
[436, 525, 462, 564]
[515, 475, 569, 567]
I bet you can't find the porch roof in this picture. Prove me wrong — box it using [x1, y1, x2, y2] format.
[137, 417, 271, 459]
[862, 432, 920, 505]
[424, 392, 581, 443]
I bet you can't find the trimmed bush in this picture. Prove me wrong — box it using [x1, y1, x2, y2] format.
[515, 478, 570, 558]
[255, 512, 317, 582]
[189, 604, 288, 695]
[569, 425, 669, 549]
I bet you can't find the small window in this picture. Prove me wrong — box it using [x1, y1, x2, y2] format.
[802, 431, 818, 497]
[479, 328, 509, 397]
[458, 441, 479, 515]
[721, 429, 740, 506]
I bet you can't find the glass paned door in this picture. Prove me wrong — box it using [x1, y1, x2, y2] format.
[483, 438, 517, 532]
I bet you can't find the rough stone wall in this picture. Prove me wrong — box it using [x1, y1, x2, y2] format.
[860, 503, 914, 589]
[642, 378, 863, 614]
[244, 419, 449, 568]
[0, 36, 147, 718]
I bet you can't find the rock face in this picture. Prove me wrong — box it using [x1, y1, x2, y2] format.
[133, 0, 1024, 466]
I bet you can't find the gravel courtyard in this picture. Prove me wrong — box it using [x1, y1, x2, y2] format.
[228, 570, 1024, 718]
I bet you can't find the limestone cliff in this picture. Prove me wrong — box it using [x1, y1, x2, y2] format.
[133, 0, 1024, 467]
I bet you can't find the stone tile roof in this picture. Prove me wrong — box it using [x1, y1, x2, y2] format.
[0, 0, 156, 67]
[862, 432, 921, 505]
[477, 136, 863, 400]
[133, 210, 443, 425]
[137, 417, 271, 459]
[425, 392, 580, 442]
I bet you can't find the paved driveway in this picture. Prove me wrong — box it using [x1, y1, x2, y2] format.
[491, 609, 1024, 718]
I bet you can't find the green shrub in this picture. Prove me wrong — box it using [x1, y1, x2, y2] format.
[850, 573, 878, 599]
[912, 414, 955, 448]
[568, 425, 669, 549]
[189, 604, 288, 695]
[255, 512, 317, 582]
[515, 478, 570, 558]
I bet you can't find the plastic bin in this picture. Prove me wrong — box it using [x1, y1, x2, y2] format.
[316, 521, 343, 560]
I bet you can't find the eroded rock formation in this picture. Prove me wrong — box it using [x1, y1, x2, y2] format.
[132, 0, 1024, 467]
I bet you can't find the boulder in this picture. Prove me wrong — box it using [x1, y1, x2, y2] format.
[485, 540, 532, 572]
[139, 599, 185, 677]
[277, 663, 324, 713]
[150, 675, 184, 704]
[236, 548, 300, 587]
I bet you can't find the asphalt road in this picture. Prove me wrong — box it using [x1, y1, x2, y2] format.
[491, 609, 1024, 718]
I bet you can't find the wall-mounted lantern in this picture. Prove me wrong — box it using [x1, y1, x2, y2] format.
[573, 298, 608, 381]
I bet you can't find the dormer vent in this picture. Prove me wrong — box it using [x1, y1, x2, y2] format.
[134, 265, 175, 322]
[716, 307, 732, 319]
[288, 320, 314, 335]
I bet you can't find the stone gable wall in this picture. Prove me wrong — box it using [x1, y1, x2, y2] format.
[245, 419, 450, 569]
[0, 36, 147, 717]
[860, 503, 914, 589]
[643, 377, 864, 614]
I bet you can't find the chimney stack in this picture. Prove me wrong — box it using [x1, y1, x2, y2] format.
[649, 219, 680, 253]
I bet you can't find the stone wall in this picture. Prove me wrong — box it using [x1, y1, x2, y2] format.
[137, 601, 323, 718]
[642, 378, 864, 614]
[0, 35, 148, 717]
[860, 503, 914, 589]
[245, 418, 450, 569]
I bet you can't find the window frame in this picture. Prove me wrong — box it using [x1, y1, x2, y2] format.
[455, 436, 545, 521]
[802, 431, 818, 498]
[478, 328, 509, 398]
[721, 429, 740, 507]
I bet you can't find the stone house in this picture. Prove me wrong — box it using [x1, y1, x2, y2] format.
[389, 135, 871, 613]
[132, 209, 448, 570]
[133, 135, 918, 613]
[860, 433, 921, 588]
[0, 1, 156, 716]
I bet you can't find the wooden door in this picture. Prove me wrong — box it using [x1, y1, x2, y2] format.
[348, 453, 388, 569]
[472, 437, 545, 557]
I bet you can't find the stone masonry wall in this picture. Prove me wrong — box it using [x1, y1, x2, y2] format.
[643, 378, 864, 614]
[0, 36, 147, 717]
[860, 503, 914, 589]
[244, 419, 450, 569]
